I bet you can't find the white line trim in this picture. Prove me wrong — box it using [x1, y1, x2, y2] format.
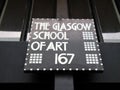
[26, 33, 30, 41]
[112, 0, 120, 23]
[0, 31, 21, 41]
[0, 0, 8, 25]
[103, 32, 120, 42]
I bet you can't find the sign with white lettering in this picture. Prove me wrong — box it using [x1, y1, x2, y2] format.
[24, 18, 104, 71]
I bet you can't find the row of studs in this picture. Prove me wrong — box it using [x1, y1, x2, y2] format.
[32, 18, 94, 21]
[25, 19, 34, 65]
[93, 22, 103, 67]
[24, 67, 104, 71]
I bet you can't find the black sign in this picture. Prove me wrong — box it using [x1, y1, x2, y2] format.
[24, 18, 103, 71]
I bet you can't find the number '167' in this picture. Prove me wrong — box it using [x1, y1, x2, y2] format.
[55, 53, 75, 65]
